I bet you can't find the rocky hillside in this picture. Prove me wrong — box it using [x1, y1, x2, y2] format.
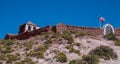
[0, 31, 120, 64]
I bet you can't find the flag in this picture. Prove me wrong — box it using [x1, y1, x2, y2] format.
[99, 16, 105, 22]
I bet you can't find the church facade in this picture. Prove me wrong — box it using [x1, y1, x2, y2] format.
[4, 21, 120, 40]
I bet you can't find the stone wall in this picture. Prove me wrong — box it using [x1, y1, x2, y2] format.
[56, 24, 103, 35]
[115, 28, 120, 36]
[4, 24, 120, 40]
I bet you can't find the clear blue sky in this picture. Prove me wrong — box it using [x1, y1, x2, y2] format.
[0, 0, 120, 39]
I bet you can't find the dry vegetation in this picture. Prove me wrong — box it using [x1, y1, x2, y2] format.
[0, 31, 120, 64]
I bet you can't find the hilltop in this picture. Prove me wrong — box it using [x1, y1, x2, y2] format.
[1, 31, 120, 64]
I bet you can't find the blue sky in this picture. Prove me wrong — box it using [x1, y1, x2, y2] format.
[0, 0, 120, 39]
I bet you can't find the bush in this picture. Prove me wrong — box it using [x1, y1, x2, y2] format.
[23, 41, 35, 50]
[69, 60, 87, 64]
[15, 58, 36, 64]
[76, 32, 85, 37]
[1, 47, 12, 53]
[0, 61, 3, 64]
[6, 54, 20, 63]
[115, 39, 120, 46]
[27, 44, 49, 58]
[75, 43, 81, 46]
[23, 58, 32, 62]
[36, 44, 49, 52]
[27, 51, 44, 58]
[55, 52, 67, 63]
[104, 33, 116, 40]
[54, 32, 62, 38]
[0, 54, 6, 60]
[66, 45, 80, 55]
[3, 40, 14, 46]
[45, 39, 52, 44]
[89, 45, 118, 60]
[75, 32, 93, 38]
[82, 55, 99, 64]
[14, 62, 25, 64]
[44, 44, 50, 50]
[62, 31, 74, 44]
[69, 60, 76, 64]
[69, 55, 99, 64]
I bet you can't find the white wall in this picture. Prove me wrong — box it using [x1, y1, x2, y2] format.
[24, 24, 40, 32]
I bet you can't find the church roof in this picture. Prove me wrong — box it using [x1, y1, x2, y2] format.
[26, 21, 38, 26]
[20, 21, 39, 27]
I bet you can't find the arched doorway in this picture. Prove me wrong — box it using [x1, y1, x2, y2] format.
[103, 24, 115, 35]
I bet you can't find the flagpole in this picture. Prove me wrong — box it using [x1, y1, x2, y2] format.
[99, 20, 101, 28]
[99, 16, 105, 28]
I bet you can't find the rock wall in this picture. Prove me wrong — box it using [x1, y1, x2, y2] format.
[56, 24, 103, 35]
[4, 24, 120, 40]
[115, 28, 120, 36]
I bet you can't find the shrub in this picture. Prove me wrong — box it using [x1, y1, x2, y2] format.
[27, 51, 44, 58]
[27, 44, 49, 58]
[89, 45, 118, 60]
[22, 58, 36, 64]
[6, 54, 20, 63]
[55, 52, 67, 63]
[75, 32, 93, 38]
[69, 60, 87, 64]
[0, 61, 3, 64]
[69, 60, 76, 64]
[75, 43, 81, 46]
[25, 47, 32, 51]
[115, 39, 120, 46]
[66, 45, 80, 55]
[0, 54, 6, 60]
[3, 40, 14, 46]
[23, 41, 35, 50]
[82, 55, 99, 64]
[62, 31, 74, 44]
[54, 32, 62, 38]
[23, 58, 32, 62]
[14, 62, 25, 64]
[1, 47, 12, 53]
[0, 40, 3, 44]
[77, 32, 85, 37]
[44, 44, 50, 49]
[36, 44, 49, 52]
[53, 50, 61, 54]
[45, 39, 52, 44]
[104, 33, 116, 40]
[16, 53, 20, 56]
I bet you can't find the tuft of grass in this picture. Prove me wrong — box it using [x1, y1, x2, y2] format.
[115, 39, 120, 46]
[27, 51, 44, 58]
[45, 39, 52, 44]
[82, 55, 99, 64]
[55, 52, 67, 63]
[104, 33, 116, 40]
[27, 44, 50, 58]
[6, 54, 20, 63]
[62, 31, 74, 44]
[66, 45, 80, 55]
[69, 55, 99, 64]
[75, 43, 81, 46]
[89, 45, 118, 60]
[23, 41, 35, 50]
[0, 54, 6, 60]
[15, 57, 36, 64]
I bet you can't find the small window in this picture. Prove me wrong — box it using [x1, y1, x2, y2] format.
[28, 26, 31, 31]
[33, 27, 36, 30]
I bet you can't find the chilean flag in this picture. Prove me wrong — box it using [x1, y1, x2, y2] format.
[99, 16, 105, 22]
